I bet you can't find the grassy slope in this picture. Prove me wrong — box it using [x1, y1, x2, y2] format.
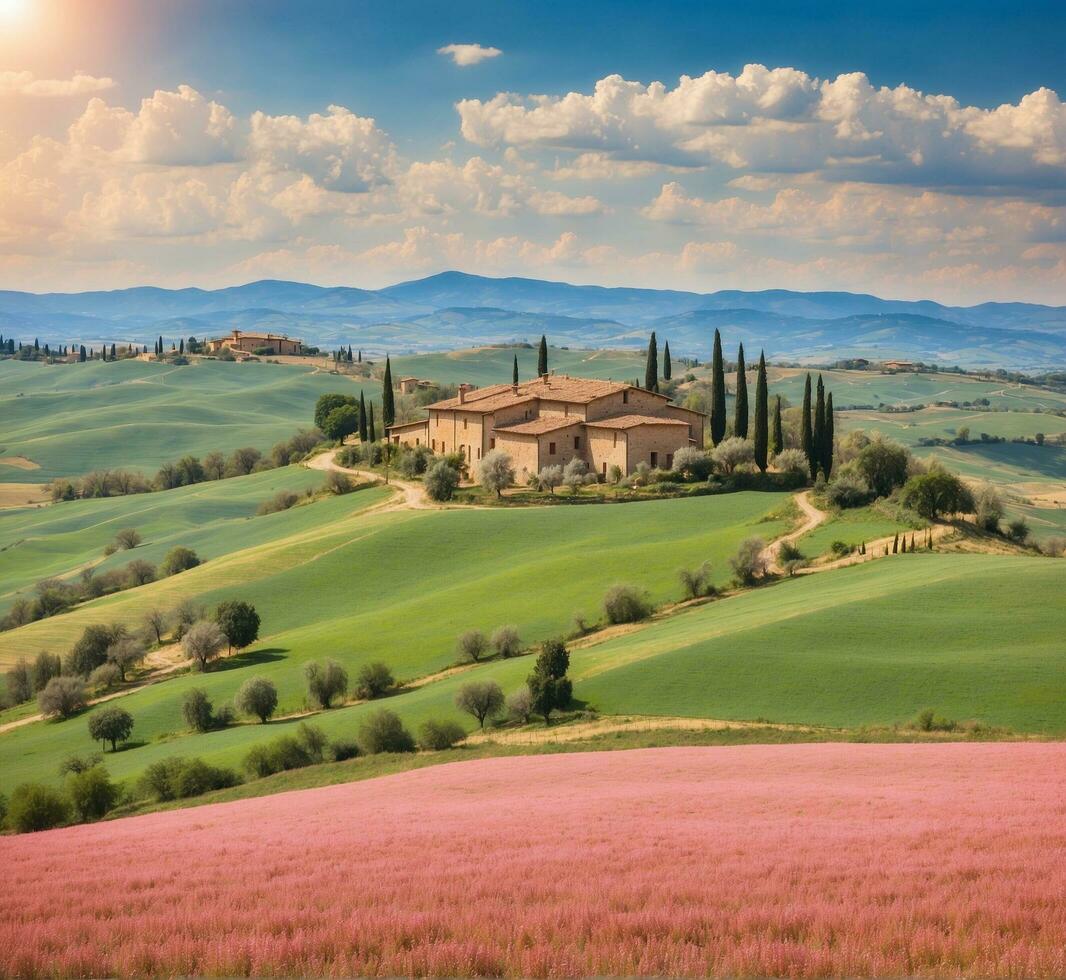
[0, 491, 788, 791]
[391, 346, 645, 387]
[0, 358, 377, 482]
[0, 466, 327, 611]
[798, 504, 921, 556]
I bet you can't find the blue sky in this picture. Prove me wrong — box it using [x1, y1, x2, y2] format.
[1, 0, 1063, 301]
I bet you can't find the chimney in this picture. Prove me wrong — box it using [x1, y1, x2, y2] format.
[511, 381, 519, 395]
[458, 382, 472, 404]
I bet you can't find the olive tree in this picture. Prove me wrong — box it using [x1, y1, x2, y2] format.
[455, 680, 505, 728]
[354, 661, 396, 700]
[181, 621, 227, 671]
[106, 636, 145, 680]
[712, 437, 754, 475]
[305, 659, 348, 709]
[538, 464, 563, 494]
[87, 707, 134, 751]
[214, 600, 260, 653]
[729, 537, 769, 585]
[234, 677, 278, 723]
[424, 459, 460, 502]
[457, 629, 489, 663]
[38, 677, 87, 719]
[476, 450, 515, 498]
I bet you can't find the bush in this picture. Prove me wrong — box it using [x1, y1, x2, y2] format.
[107, 636, 146, 679]
[38, 677, 87, 719]
[66, 765, 119, 822]
[507, 688, 534, 724]
[139, 756, 239, 801]
[603, 584, 652, 624]
[455, 681, 505, 728]
[296, 722, 328, 761]
[124, 559, 157, 587]
[562, 458, 591, 494]
[329, 738, 361, 762]
[824, 473, 872, 509]
[424, 459, 460, 501]
[829, 540, 853, 557]
[87, 706, 134, 751]
[32, 651, 62, 692]
[729, 537, 769, 585]
[974, 484, 1004, 532]
[4, 659, 32, 704]
[772, 448, 808, 475]
[182, 688, 216, 733]
[677, 561, 713, 599]
[7, 783, 70, 832]
[712, 437, 754, 475]
[113, 527, 142, 550]
[395, 445, 433, 478]
[305, 659, 348, 708]
[161, 546, 200, 576]
[672, 446, 713, 480]
[325, 469, 354, 494]
[88, 662, 122, 693]
[457, 629, 489, 663]
[182, 620, 227, 670]
[418, 719, 466, 750]
[354, 661, 396, 700]
[491, 625, 522, 658]
[358, 709, 416, 754]
[257, 490, 299, 515]
[67, 623, 124, 677]
[607, 463, 623, 484]
[234, 677, 278, 722]
[1006, 517, 1030, 544]
[912, 708, 958, 733]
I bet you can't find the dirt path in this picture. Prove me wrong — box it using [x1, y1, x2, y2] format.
[762, 491, 826, 573]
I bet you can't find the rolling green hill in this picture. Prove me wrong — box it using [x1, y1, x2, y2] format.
[0, 489, 788, 791]
[391, 346, 645, 387]
[0, 358, 377, 483]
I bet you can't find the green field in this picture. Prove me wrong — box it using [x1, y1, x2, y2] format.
[0, 490, 788, 791]
[798, 504, 921, 557]
[392, 346, 646, 387]
[0, 466, 333, 614]
[0, 358, 378, 483]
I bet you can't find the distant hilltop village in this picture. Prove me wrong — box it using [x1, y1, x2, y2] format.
[205, 329, 303, 357]
[388, 373, 705, 479]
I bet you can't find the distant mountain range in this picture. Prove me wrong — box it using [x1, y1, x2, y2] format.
[2, 271, 1066, 369]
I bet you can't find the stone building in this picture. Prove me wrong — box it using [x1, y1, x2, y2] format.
[386, 374, 704, 479]
[205, 329, 303, 356]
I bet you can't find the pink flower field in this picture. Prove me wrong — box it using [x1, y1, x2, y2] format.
[2, 743, 1065, 977]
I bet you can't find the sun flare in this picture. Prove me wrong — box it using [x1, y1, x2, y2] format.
[0, 0, 30, 21]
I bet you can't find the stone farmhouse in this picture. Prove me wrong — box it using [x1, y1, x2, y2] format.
[205, 329, 303, 356]
[387, 374, 705, 479]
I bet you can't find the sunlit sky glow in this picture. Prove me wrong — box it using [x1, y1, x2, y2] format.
[1, 0, 1064, 302]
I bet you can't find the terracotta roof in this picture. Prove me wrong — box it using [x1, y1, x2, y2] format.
[386, 419, 429, 432]
[493, 416, 584, 436]
[425, 374, 645, 412]
[584, 414, 689, 430]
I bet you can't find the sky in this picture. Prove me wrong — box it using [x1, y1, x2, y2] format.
[0, 0, 1064, 303]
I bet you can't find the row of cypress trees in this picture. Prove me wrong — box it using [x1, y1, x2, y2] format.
[800, 372, 834, 480]
[642, 333, 673, 392]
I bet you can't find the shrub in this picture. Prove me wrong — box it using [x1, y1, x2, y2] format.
[603, 584, 652, 624]
[900, 471, 974, 519]
[829, 540, 853, 557]
[678, 561, 713, 600]
[87, 706, 134, 751]
[67, 623, 124, 677]
[562, 458, 591, 494]
[824, 473, 872, 509]
[974, 483, 1004, 532]
[354, 661, 396, 700]
[424, 459, 460, 501]
[455, 681, 505, 728]
[257, 490, 299, 515]
[358, 709, 416, 755]
[325, 469, 354, 494]
[38, 677, 87, 719]
[912, 708, 958, 733]
[418, 719, 466, 750]
[607, 463, 623, 484]
[491, 625, 522, 659]
[182, 620, 227, 671]
[32, 651, 62, 692]
[234, 677, 278, 722]
[477, 450, 516, 497]
[7, 783, 70, 832]
[772, 448, 808, 475]
[4, 659, 32, 704]
[538, 464, 563, 494]
[729, 537, 769, 586]
[329, 738, 361, 762]
[712, 437, 754, 475]
[107, 636, 146, 680]
[1006, 517, 1030, 544]
[672, 447, 713, 480]
[305, 659, 348, 708]
[113, 527, 142, 550]
[507, 688, 534, 724]
[161, 546, 200, 576]
[457, 629, 489, 663]
[296, 722, 328, 761]
[396, 445, 433, 478]
[66, 766, 119, 822]
[124, 559, 157, 587]
[179, 688, 212, 731]
[174, 758, 239, 798]
[778, 540, 804, 563]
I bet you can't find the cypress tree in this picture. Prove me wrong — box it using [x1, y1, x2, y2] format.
[79, 345, 86, 363]
[358, 390, 368, 442]
[823, 391, 835, 478]
[663, 340, 672, 381]
[710, 329, 726, 446]
[367, 402, 376, 443]
[801, 374, 814, 480]
[901, 536, 907, 554]
[34, 337, 39, 351]
[347, 344, 353, 362]
[111, 343, 116, 359]
[512, 354, 519, 385]
[537, 335, 548, 376]
[892, 533, 899, 554]
[179, 338, 184, 354]
[158, 335, 163, 355]
[753, 350, 768, 472]
[644, 331, 658, 391]
[358, 349, 362, 363]
[813, 375, 826, 480]
[771, 396, 784, 457]
[381, 356, 395, 428]
[734, 343, 748, 439]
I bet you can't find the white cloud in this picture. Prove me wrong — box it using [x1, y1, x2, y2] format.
[0, 70, 115, 98]
[438, 43, 502, 67]
[457, 64, 1066, 194]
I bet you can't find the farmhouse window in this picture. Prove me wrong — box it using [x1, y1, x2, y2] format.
[549, 442, 556, 455]
[574, 436, 581, 450]
[650, 451, 658, 467]
[622, 390, 629, 404]
[432, 439, 437, 451]
[463, 418, 468, 430]
[666, 453, 673, 468]
[490, 438, 496, 449]
[602, 461, 607, 476]
[613, 432, 617, 447]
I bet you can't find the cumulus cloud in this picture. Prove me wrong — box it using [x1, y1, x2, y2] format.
[438, 43, 503, 67]
[0, 70, 115, 98]
[457, 64, 1066, 194]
